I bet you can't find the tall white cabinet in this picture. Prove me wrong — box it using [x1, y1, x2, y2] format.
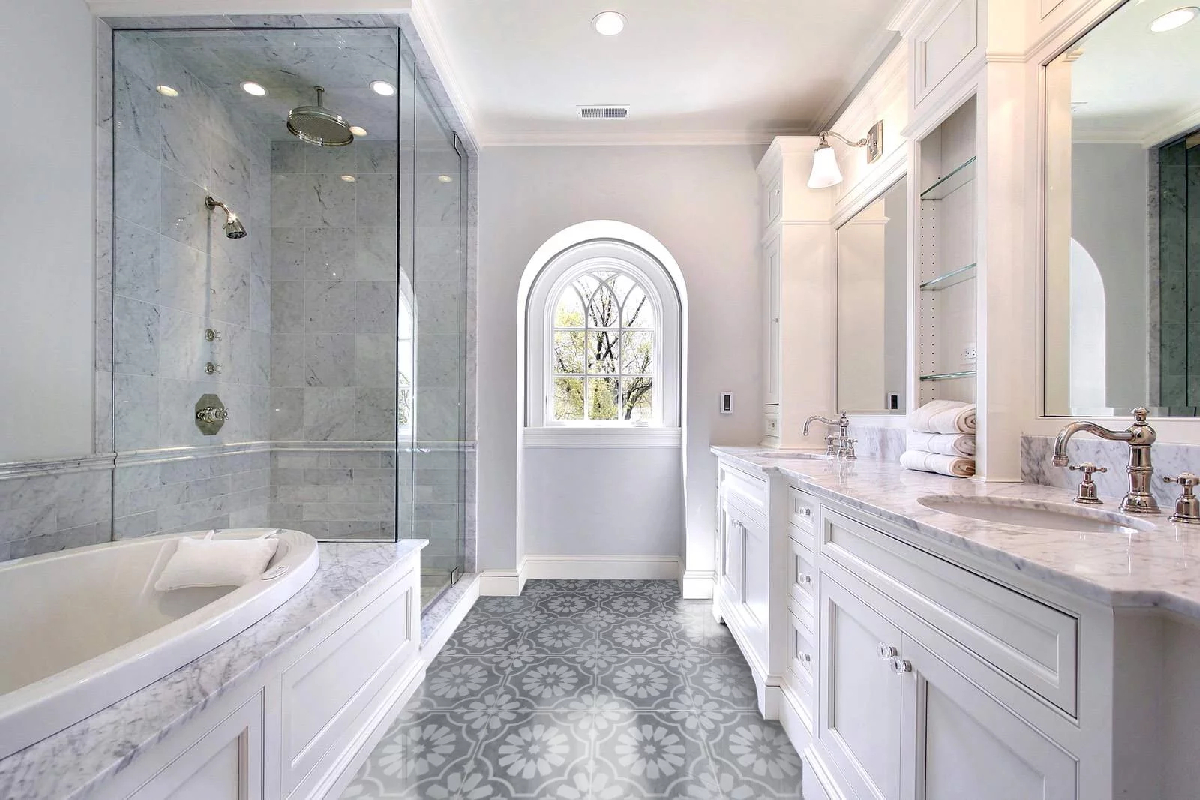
[756, 139, 836, 448]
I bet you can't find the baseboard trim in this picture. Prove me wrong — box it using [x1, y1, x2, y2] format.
[522, 555, 681, 581]
[680, 569, 716, 599]
[478, 569, 524, 596]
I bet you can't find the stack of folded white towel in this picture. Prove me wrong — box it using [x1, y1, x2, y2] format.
[900, 399, 977, 478]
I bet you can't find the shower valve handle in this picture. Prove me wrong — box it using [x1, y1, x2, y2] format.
[196, 406, 229, 424]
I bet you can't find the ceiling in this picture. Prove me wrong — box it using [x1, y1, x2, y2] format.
[417, 0, 903, 145]
[1069, 0, 1200, 145]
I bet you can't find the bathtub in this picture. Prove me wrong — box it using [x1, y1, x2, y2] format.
[0, 528, 318, 761]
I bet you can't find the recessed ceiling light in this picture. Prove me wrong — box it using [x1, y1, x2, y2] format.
[1150, 6, 1198, 32]
[592, 10, 626, 36]
[155, 85, 179, 97]
[437, 175, 453, 183]
[340, 174, 357, 183]
[349, 125, 368, 137]
[241, 81, 267, 96]
[370, 80, 396, 96]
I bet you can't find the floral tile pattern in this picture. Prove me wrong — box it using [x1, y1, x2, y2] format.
[340, 580, 804, 799]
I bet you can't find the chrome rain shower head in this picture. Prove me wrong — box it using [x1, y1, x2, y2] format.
[287, 86, 354, 147]
[205, 196, 247, 240]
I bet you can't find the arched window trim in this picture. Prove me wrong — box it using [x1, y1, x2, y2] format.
[525, 238, 682, 431]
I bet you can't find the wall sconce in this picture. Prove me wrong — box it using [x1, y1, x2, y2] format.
[807, 120, 884, 189]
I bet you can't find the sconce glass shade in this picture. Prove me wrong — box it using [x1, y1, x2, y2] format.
[808, 144, 843, 189]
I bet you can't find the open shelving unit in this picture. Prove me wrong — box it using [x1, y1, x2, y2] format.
[917, 98, 978, 404]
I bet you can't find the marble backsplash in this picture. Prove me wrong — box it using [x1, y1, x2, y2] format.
[848, 424, 908, 463]
[1022, 435, 1200, 509]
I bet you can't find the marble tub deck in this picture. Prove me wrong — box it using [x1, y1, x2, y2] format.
[714, 446, 1200, 621]
[0, 539, 426, 800]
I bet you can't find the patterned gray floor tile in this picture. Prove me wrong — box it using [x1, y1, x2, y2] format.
[339, 580, 805, 799]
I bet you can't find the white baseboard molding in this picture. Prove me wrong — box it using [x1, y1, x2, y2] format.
[680, 569, 716, 599]
[478, 569, 524, 596]
[421, 576, 480, 662]
[522, 554, 681, 581]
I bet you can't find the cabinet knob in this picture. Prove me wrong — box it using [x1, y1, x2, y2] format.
[892, 658, 913, 674]
[800, 573, 813, 585]
[878, 643, 898, 659]
[801, 652, 812, 663]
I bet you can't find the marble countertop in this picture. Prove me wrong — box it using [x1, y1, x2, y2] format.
[713, 446, 1200, 620]
[0, 539, 426, 800]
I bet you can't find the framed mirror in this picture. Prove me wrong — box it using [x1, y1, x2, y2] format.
[836, 176, 908, 414]
[1044, 0, 1200, 417]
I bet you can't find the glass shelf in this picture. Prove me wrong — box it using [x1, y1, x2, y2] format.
[920, 263, 976, 292]
[919, 370, 977, 382]
[920, 156, 976, 200]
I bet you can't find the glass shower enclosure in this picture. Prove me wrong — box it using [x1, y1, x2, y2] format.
[108, 24, 467, 607]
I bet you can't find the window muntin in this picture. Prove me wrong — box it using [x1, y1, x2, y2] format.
[548, 267, 658, 424]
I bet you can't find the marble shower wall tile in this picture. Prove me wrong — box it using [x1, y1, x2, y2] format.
[0, 468, 113, 562]
[269, 447, 395, 540]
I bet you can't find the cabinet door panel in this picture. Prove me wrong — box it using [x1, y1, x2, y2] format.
[820, 576, 904, 800]
[763, 235, 781, 406]
[906, 636, 1077, 800]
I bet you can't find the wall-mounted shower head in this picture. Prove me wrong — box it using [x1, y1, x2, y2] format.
[205, 196, 247, 240]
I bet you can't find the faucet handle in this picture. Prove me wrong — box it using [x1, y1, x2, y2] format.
[1067, 462, 1105, 505]
[1163, 473, 1200, 524]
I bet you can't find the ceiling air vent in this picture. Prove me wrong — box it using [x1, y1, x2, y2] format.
[578, 105, 629, 120]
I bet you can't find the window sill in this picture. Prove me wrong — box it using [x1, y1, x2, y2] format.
[523, 427, 683, 449]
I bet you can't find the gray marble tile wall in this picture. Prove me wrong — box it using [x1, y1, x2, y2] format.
[268, 139, 399, 446]
[847, 424, 907, 463]
[112, 32, 272, 452]
[113, 448, 271, 538]
[269, 447, 397, 540]
[0, 466, 113, 561]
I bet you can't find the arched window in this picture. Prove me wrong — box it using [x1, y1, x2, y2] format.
[548, 264, 658, 423]
[524, 237, 681, 430]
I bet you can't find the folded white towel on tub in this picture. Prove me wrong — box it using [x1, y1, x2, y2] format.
[906, 431, 976, 457]
[154, 530, 280, 591]
[900, 449, 975, 478]
[907, 400, 977, 434]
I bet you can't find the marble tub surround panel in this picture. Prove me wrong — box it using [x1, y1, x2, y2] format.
[0, 467, 112, 562]
[113, 448, 271, 539]
[714, 446, 1200, 620]
[1021, 434, 1200, 511]
[0, 539, 426, 800]
[269, 445, 398, 541]
[112, 32, 272, 453]
[269, 139, 400, 446]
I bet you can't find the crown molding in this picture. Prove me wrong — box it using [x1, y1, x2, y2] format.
[814, 27, 903, 133]
[87, 0, 411, 15]
[408, 0, 480, 153]
[479, 128, 810, 148]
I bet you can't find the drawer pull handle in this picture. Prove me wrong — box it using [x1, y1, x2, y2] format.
[800, 652, 812, 663]
[800, 508, 813, 517]
[878, 644, 898, 659]
[799, 573, 813, 585]
[892, 658, 913, 674]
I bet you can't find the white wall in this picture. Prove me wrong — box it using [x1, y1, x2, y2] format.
[1071, 142, 1148, 409]
[0, 0, 96, 461]
[477, 145, 764, 573]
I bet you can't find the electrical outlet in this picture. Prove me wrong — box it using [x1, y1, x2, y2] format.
[963, 345, 978, 363]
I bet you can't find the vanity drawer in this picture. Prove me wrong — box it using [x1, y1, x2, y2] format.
[788, 608, 817, 697]
[788, 487, 818, 532]
[788, 537, 817, 630]
[821, 505, 1079, 716]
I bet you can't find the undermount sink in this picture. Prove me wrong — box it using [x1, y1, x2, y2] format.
[755, 451, 833, 461]
[917, 495, 1157, 534]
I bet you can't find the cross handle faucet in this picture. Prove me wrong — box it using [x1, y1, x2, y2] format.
[804, 412, 854, 458]
[1051, 408, 1159, 514]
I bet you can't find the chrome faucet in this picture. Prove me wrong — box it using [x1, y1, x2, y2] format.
[1051, 407, 1159, 514]
[804, 412, 855, 459]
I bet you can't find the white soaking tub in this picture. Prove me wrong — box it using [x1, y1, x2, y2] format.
[0, 528, 318, 761]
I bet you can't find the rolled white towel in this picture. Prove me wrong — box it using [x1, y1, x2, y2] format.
[900, 449, 975, 478]
[906, 431, 976, 457]
[907, 400, 977, 434]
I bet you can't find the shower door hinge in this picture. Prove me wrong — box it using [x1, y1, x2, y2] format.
[450, 566, 462, 585]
